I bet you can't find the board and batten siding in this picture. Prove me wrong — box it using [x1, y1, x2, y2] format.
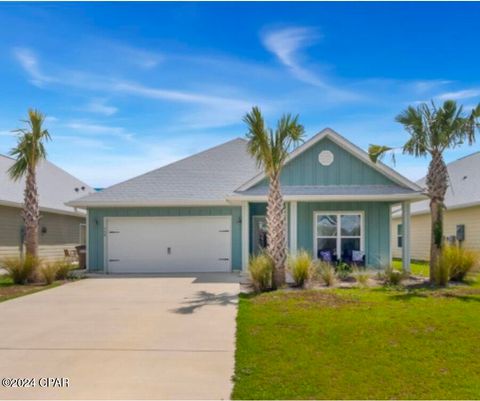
[252, 137, 396, 189]
[298, 201, 392, 267]
[0, 204, 85, 260]
[87, 206, 243, 272]
[392, 205, 480, 261]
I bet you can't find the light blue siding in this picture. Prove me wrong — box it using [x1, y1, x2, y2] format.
[297, 201, 391, 267]
[253, 137, 395, 188]
[87, 206, 242, 272]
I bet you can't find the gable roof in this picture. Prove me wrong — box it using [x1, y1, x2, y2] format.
[68, 138, 260, 207]
[0, 155, 92, 216]
[394, 151, 480, 217]
[236, 128, 422, 192]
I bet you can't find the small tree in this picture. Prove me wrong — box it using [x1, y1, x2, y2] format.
[369, 100, 480, 283]
[8, 109, 51, 267]
[244, 107, 305, 289]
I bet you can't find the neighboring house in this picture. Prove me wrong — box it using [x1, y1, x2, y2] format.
[392, 152, 480, 261]
[0, 155, 92, 261]
[68, 129, 424, 274]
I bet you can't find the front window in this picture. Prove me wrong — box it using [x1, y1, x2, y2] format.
[397, 224, 403, 248]
[315, 212, 363, 260]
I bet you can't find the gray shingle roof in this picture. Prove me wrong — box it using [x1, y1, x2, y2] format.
[409, 152, 480, 215]
[236, 184, 420, 197]
[0, 155, 92, 215]
[69, 138, 260, 207]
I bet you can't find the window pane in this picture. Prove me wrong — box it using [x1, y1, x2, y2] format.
[397, 224, 403, 235]
[341, 214, 361, 236]
[397, 236, 403, 248]
[317, 215, 337, 236]
[341, 238, 361, 258]
[317, 238, 337, 253]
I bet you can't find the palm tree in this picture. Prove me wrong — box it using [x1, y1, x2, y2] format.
[244, 106, 305, 289]
[369, 100, 480, 283]
[8, 109, 51, 263]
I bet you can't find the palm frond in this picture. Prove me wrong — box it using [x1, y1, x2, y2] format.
[368, 144, 394, 163]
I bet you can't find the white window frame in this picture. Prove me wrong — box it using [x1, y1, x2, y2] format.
[313, 211, 365, 259]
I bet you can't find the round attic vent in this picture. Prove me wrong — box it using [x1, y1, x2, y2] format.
[318, 150, 334, 166]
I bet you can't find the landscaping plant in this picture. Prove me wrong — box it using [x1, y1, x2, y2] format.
[288, 250, 312, 287]
[249, 253, 274, 292]
[439, 245, 478, 282]
[369, 101, 480, 283]
[335, 261, 352, 280]
[40, 263, 59, 285]
[244, 107, 305, 289]
[353, 265, 369, 287]
[314, 261, 336, 287]
[382, 266, 404, 286]
[1, 255, 38, 284]
[54, 259, 73, 280]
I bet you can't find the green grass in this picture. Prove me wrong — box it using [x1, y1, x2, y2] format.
[392, 258, 430, 276]
[0, 275, 62, 303]
[232, 284, 480, 399]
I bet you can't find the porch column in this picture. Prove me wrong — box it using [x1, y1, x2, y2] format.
[401, 201, 411, 273]
[289, 201, 298, 255]
[241, 201, 250, 272]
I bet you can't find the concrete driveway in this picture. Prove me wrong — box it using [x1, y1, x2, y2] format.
[0, 274, 240, 400]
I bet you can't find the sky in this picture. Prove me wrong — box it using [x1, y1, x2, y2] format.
[1, 2, 480, 188]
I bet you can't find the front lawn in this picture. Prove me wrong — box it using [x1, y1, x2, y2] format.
[0, 275, 62, 302]
[392, 258, 430, 276]
[232, 284, 480, 399]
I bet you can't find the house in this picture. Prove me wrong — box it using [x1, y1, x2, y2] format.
[68, 129, 425, 274]
[391, 152, 480, 261]
[0, 155, 92, 261]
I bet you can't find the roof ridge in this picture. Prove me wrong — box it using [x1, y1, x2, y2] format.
[93, 137, 248, 194]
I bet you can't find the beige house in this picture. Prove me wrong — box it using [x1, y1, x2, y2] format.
[392, 152, 480, 261]
[0, 155, 92, 261]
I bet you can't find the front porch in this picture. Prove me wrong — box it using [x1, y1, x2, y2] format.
[240, 200, 412, 272]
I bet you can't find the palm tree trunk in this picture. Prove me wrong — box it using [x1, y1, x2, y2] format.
[426, 150, 448, 283]
[266, 173, 287, 289]
[22, 165, 39, 261]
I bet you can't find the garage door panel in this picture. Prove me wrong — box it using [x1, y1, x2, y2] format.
[106, 216, 232, 273]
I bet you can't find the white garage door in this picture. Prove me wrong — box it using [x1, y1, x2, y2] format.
[106, 216, 232, 273]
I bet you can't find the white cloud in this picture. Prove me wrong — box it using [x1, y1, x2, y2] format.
[262, 26, 325, 87]
[13, 47, 55, 87]
[64, 121, 135, 141]
[437, 89, 480, 101]
[84, 99, 118, 116]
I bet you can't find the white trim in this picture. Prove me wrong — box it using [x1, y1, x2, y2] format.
[227, 193, 426, 203]
[85, 213, 90, 271]
[388, 206, 392, 265]
[290, 201, 298, 255]
[67, 199, 230, 208]
[241, 202, 249, 272]
[401, 201, 411, 273]
[103, 217, 108, 274]
[236, 128, 422, 192]
[313, 211, 365, 261]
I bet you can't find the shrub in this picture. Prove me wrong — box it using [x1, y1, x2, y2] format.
[54, 259, 73, 280]
[439, 246, 479, 282]
[383, 266, 404, 286]
[40, 263, 59, 285]
[353, 265, 369, 287]
[1, 255, 39, 284]
[249, 253, 273, 292]
[314, 261, 336, 287]
[288, 250, 312, 288]
[335, 262, 352, 280]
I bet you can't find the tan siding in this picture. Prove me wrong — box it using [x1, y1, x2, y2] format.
[392, 205, 480, 261]
[0, 205, 85, 261]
